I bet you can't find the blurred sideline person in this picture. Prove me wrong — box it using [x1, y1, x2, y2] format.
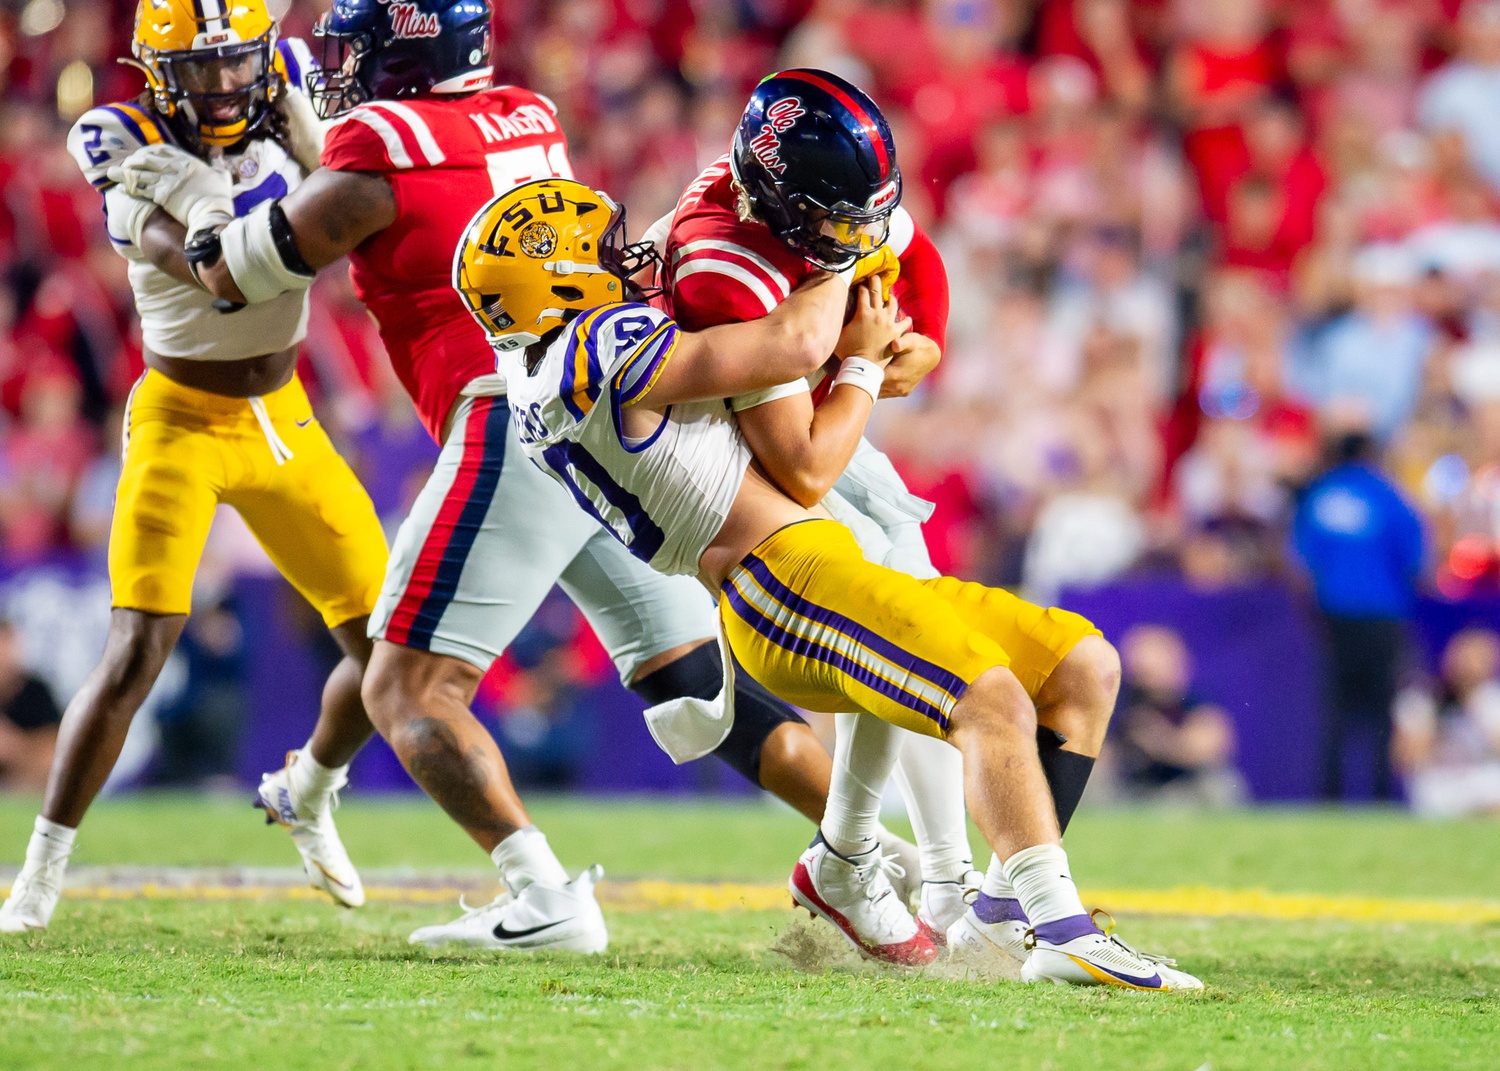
[1394, 627, 1500, 817]
[112, 0, 917, 952]
[1, 0, 389, 934]
[0, 620, 61, 793]
[1293, 426, 1426, 801]
[656, 72, 1125, 967]
[1102, 624, 1245, 806]
[460, 177, 1201, 990]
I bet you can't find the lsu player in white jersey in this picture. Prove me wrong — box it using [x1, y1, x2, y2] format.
[454, 179, 1204, 990]
[0, 0, 388, 933]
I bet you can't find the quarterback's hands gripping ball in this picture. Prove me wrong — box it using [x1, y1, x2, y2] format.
[107, 144, 234, 237]
[849, 244, 900, 300]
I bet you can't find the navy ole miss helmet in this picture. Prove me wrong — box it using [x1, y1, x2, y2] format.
[730, 68, 902, 271]
[305, 0, 492, 118]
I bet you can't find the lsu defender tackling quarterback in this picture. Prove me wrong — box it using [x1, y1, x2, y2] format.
[1, 0, 389, 933]
[453, 174, 1203, 990]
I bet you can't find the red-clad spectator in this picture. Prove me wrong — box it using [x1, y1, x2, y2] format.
[1035, 0, 1153, 113]
[881, 0, 1032, 213]
[1167, 0, 1282, 220]
[0, 366, 96, 560]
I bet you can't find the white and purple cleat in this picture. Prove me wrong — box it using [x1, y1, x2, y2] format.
[1021, 912, 1203, 991]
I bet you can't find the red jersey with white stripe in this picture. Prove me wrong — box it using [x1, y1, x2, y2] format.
[322, 87, 573, 440]
[662, 156, 949, 352]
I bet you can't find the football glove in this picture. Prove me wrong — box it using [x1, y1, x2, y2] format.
[107, 145, 233, 238]
[277, 85, 327, 174]
[850, 244, 900, 300]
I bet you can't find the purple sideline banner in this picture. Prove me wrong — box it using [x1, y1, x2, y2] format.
[225, 574, 1500, 801]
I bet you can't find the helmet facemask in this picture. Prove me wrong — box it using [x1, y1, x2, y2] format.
[597, 201, 662, 302]
[306, 17, 374, 119]
[139, 32, 277, 149]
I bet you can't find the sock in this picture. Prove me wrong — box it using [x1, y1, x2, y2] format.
[975, 853, 1027, 923]
[1001, 843, 1088, 929]
[891, 732, 973, 883]
[1037, 728, 1095, 835]
[289, 746, 348, 811]
[491, 826, 569, 891]
[820, 712, 901, 857]
[23, 816, 76, 874]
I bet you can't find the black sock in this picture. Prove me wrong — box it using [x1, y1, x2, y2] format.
[1037, 726, 1095, 835]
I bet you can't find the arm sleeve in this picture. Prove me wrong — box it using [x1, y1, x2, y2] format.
[891, 220, 950, 352]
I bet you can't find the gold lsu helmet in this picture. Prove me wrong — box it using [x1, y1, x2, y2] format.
[128, 0, 282, 149]
[454, 179, 661, 352]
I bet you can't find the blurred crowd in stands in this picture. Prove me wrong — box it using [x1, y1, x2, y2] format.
[4, 0, 1500, 807]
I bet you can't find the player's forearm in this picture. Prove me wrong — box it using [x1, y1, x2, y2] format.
[138, 210, 202, 289]
[758, 387, 873, 508]
[752, 270, 849, 378]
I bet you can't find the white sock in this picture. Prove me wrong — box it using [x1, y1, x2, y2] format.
[980, 852, 1019, 900]
[820, 712, 901, 857]
[1002, 843, 1087, 927]
[288, 746, 348, 810]
[23, 816, 76, 873]
[491, 826, 569, 891]
[891, 733, 973, 883]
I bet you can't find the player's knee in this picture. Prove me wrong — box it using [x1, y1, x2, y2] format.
[1057, 635, 1121, 719]
[95, 611, 181, 707]
[360, 643, 478, 737]
[950, 666, 1036, 742]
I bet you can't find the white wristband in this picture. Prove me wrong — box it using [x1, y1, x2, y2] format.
[833, 356, 885, 404]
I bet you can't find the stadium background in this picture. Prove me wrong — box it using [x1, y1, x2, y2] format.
[1, 0, 1499, 808]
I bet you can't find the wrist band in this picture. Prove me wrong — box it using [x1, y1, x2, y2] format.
[833, 356, 885, 404]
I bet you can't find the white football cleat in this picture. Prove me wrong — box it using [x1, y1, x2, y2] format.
[790, 834, 937, 966]
[1021, 912, 1203, 991]
[255, 752, 364, 908]
[409, 865, 608, 952]
[946, 891, 1030, 967]
[0, 857, 67, 933]
[916, 868, 982, 942]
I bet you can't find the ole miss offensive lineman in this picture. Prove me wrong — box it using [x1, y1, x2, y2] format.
[111, 0, 908, 950]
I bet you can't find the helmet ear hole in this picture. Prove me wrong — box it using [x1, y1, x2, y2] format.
[552, 285, 585, 302]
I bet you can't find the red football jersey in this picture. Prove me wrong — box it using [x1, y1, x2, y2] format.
[662, 157, 949, 354]
[322, 87, 574, 440]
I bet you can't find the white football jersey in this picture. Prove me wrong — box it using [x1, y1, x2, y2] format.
[66, 39, 316, 361]
[504, 302, 752, 577]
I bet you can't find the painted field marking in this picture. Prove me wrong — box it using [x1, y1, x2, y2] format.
[4, 874, 1498, 924]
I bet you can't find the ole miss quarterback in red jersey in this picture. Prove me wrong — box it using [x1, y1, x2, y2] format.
[657, 70, 1139, 976]
[110, 0, 912, 953]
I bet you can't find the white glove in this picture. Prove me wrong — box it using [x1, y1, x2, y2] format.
[278, 85, 327, 174]
[107, 144, 233, 237]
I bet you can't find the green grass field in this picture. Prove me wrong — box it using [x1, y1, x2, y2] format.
[2, 795, 1497, 1071]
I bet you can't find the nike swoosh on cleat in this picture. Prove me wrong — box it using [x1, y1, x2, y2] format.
[1065, 953, 1163, 989]
[492, 919, 566, 941]
[312, 861, 355, 892]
